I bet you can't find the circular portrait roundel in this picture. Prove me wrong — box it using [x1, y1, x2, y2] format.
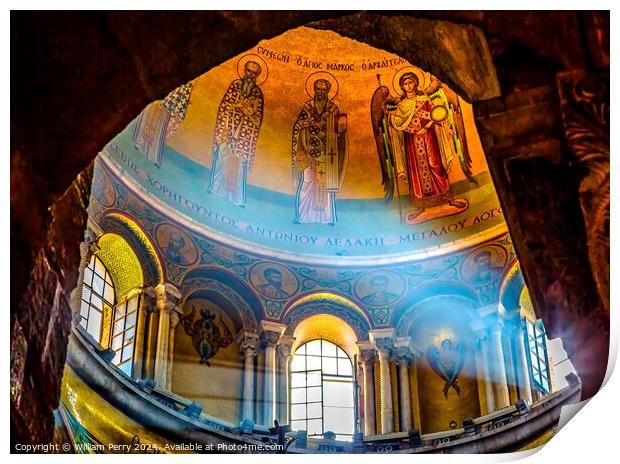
[354, 271, 406, 307]
[91, 167, 116, 208]
[460, 244, 509, 285]
[155, 223, 199, 266]
[250, 262, 299, 300]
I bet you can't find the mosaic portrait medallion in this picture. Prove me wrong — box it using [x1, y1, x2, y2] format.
[155, 223, 199, 266]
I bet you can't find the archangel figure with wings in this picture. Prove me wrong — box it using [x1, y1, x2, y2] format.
[371, 68, 477, 225]
[426, 338, 468, 398]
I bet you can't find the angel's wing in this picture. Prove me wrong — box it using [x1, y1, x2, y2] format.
[431, 85, 477, 185]
[453, 342, 468, 380]
[426, 345, 446, 381]
[370, 75, 396, 202]
[180, 304, 197, 336]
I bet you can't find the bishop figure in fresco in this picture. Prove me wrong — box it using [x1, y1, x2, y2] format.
[208, 59, 265, 207]
[292, 77, 348, 225]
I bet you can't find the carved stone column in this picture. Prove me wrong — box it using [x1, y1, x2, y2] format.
[473, 324, 496, 415]
[260, 321, 286, 427]
[512, 318, 533, 404]
[148, 283, 181, 389]
[370, 329, 394, 434]
[357, 342, 376, 436]
[409, 352, 422, 431]
[165, 309, 182, 390]
[237, 330, 259, 422]
[394, 338, 412, 432]
[489, 320, 510, 409]
[132, 288, 148, 381]
[277, 335, 295, 425]
[141, 290, 159, 380]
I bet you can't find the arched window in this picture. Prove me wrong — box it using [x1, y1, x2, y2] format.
[79, 253, 140, 377]
[290, 339, 354, 441]
[79, 255, 115, 342]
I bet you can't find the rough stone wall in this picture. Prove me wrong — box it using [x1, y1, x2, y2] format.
[10, 11, 609, 448]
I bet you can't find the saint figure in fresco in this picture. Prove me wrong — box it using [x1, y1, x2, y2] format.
[208, 58, 265, 207]
[361, 275, 398, 306]
[471, 250, 503, 283]
[371, 69, 477, 225]
[426, 338, 467, 398]
[292, 75, 348, 225]
[257, 268, 290, 299]
[162, 231, 189, 265]
[133, 81, 195, 166]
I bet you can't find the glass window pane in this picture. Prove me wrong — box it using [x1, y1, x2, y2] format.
[324, 381, 353, 407]
[307, 371, 321, 387]
[338, 358, 352, 376]
[291, 420, 306, 432]
[82, 287, 91, 303]
[296, 344, 305, 355]
[307, 419, 322, 436]
[307, 402, 322, 419]
[322, 340, 337, 357]
[121, 343, 134, 362]
[124, 327, 135, 344]
[79, 316, 88, 330]
[111, 335, 123, 351]
[291, 355, 305, 372]
[80, 300, 90, 317]
[291, 388, 306, 404]
[90, 294, 103, 311]
[104, 283, 115, 303]
[86, 310, 102, 341]
[307, 386, 322, 402]
[323, 357, 337, 375]
[125, 312, 137, 328]
[114, 304, 126, 319]
[307, 355, 321, 371]
[118, 361, 132, 376]
[92, 274, 104, 295]
[127, 297, 138, 313]
[291, 403, 306, 420]
[113, 317, 125, 335]
[291, 373, 305, 388]
[94, 257, 106, 277]
[306, 340, 321, 356]
[324, 406, 353, 435]
[83, 267, 93, 287]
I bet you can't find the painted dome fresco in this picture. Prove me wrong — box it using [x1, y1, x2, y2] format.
[97, 27, 504, 265]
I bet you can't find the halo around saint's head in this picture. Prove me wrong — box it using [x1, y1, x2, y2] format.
[392, 66, 431, 95]
[305, 71, 339, 100]
[237, 54, 269, 86]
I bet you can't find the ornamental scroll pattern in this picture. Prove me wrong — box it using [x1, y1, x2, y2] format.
[558, 72, 610, 314]
[89, 157, 516, 325]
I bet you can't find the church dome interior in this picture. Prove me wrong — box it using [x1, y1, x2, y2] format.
[10, 14, 605, 454]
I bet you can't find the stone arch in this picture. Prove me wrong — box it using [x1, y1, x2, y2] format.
[391, 280, 480, 330]
[282, 292, 372, 341]
[498, 259, 525, 317]
[181, 267, 262, 331]
[98, 211, 164, 287]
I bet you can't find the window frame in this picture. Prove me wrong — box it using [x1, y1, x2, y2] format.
[290, 339, 354, 440]
[523, 317, 552, 394]
[79, 255, 116, 343]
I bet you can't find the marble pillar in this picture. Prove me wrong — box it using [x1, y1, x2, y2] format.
[237, 330, 259, 422]
[165, 309, 181, 390]
[132, 288, 148, 381]
[474, 329, 496, 415]
[276, 335, 295, 425]
[370, 329, 395, 434]
[260, 321, 286, 428]
[148, 283, 181, 389]
[489, 321, 511, 409]
[357, 344, 376, 436]
[395, 347, 412, 432]
[513, 318, 533, 404]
